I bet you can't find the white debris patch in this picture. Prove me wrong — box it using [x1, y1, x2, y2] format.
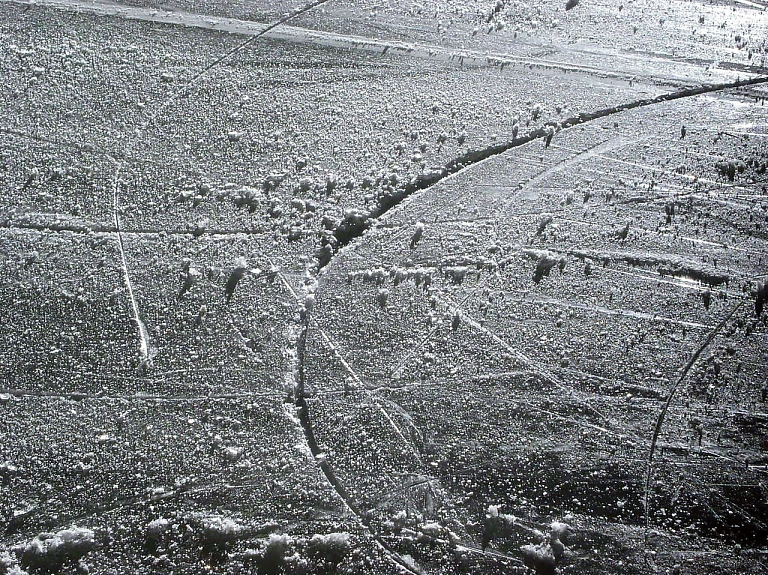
[19, 527, 97, 572]
[145, 518, 172, 551]
[198, 515, 240, 549]
[307, 532, 351, 567]
[256, 533, 295, 571]
[1, 550, 25, 575]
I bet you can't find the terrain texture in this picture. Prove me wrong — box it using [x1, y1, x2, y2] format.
[1, 0, 768, 573]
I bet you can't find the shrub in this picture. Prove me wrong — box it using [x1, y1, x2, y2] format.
[533, 252, 565, 283]
[537, 214, 553, 236]
[520, 521, 570, 574]
[145, 518, 172, 552]
[444, 266, 469, 284]
[715, 159, 746, 182]
[756, 281, 768, 316]
[452, 311, 461, 331]
[377, 288, 390, 309]
[20, 527, 97, 572]
[197, 516, 240, 553]
[1, 550, 25, 575]
[257, 534, 293, 574]
[307, 533, 350, 568]
[520, 542, 556, 574]
[225, 258, 248, 302]
[410, 222, 425, 248]
[544, 125, 555, 148]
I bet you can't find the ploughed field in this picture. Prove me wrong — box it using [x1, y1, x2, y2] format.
[1, 0, 767, 573]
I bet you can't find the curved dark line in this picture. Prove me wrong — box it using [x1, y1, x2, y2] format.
[323, 74, 768, 269]
[642, 300, 745, 531]
[293, 311, 423, 575]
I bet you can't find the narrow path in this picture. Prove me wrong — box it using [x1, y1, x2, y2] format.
[519, 135, 648, 198]
[2, 0, 748, 85]
[110, 161, 154, 363]
[271, 255, 428, 572]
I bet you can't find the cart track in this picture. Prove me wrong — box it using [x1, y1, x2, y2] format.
[3, 0, 754, 85]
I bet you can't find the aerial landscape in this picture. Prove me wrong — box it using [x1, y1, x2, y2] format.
[1, 0, 767, 573]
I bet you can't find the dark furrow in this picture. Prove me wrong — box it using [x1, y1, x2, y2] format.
[292, 313, 422, 575]
[323, 75, 768, 269]
[643, 300, 745, 532]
